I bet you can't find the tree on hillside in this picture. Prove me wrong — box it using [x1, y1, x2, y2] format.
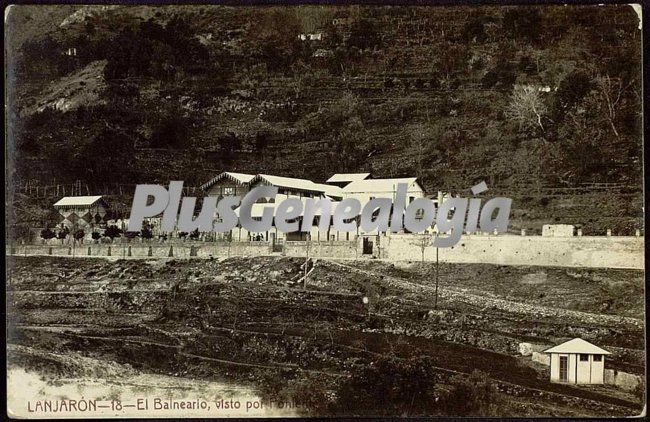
[505, 85, 547, 133]
[549, 71, 592, 125]
[594, 74, 633, 138]
[295, 6, 334, 33]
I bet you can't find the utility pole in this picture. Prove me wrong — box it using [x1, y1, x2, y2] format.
[304, 235, 310, 291]
[434, 243, 439, 309]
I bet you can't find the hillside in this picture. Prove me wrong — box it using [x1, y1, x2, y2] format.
[5, 5, 643, 234]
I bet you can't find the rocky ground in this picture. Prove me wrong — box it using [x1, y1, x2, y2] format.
[6, 255, 645, 416]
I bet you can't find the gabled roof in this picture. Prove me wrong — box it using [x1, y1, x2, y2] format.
[201, 172, 255, 190]
[234, 199, 340, 218]
[326, 173, 371, 184]
[543, 338, 611, 355]
[53, 196, 104, 208]
[252, 174, 342, 199]
[254, 174, 320, 192]
[314, 183, 343, 199]
[342, 178, 422, 195]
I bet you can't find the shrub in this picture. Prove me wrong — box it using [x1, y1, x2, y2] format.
[141, 227, 153, 239]
[91, 231, 101, 240]
[439, 370, 501, 416]
[124, 231, 139, 239]
[332, 354, 446, 416]
[40, 228, 56, 240]
[57, 227, 70, 240]
[73, 229, 85, 241]
[103, 225, 122, 240]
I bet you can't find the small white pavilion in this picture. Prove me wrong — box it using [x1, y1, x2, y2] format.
[543, 338, 611, 384]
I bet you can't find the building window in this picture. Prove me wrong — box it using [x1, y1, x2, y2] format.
[224, 187, 235, 195]
[593, 355, 602, 362]
[579, 354, 589, 361]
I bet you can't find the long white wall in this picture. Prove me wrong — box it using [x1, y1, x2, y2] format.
[8, 234, 644, 269]
[380, 234, 644, 269]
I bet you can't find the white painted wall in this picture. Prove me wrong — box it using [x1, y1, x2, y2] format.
[549, 353, 606, 384]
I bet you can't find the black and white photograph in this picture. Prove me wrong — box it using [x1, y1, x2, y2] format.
[4, 3, 645, 418]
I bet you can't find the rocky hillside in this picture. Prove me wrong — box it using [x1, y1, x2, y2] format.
[5, 5, 643, 233]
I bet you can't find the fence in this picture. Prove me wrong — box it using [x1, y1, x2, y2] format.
[6, 231, 645, 270]
[12, 182, 201, 199]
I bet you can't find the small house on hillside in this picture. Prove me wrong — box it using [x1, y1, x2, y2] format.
[53, 196, 108, 229]
[544, 338, 610, 384]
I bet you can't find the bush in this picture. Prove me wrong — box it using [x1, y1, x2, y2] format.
[439, 370, 501, 416]
[141, 227, 153, 239]
[91, 231, 101, 240]
[10, 224, 31, 241]
[124, 231, 139, 239]
[103, 225, 122, 240]
[73, 229, 85, 241]
[332, 355, 446, 416]
[57, 227, 70, 240]
[40, 228, 56, 240]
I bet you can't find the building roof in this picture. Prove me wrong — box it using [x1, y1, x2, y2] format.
[342, 178, 422, 195]
[53, 196, 104, 208]
[543, 338, 611, 355]
[254, 174, 320, 192]
[201, 172, 255, 190]
[252, 174, 342, 199]
[314, 183, 343, 199]
[234, 199, 340, 218]
[326, 173, 371, 183]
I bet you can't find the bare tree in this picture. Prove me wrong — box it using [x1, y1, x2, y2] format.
[594, 74, 634, 138]
[505, 84, 547, 132]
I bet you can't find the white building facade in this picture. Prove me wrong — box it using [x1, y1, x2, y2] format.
[544, 338, 610, 385]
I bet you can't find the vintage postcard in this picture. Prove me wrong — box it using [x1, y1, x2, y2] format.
[5, 3, 645, 418]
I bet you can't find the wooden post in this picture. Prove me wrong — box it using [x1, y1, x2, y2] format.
[434, 236, 439, 309]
